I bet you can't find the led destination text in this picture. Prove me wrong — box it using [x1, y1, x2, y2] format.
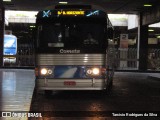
[57, 11, 84, 15]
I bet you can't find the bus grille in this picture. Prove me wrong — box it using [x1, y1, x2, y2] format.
[36, 54, 105, 66]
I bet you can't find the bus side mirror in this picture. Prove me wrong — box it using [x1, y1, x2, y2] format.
[108, 28, 113, 39]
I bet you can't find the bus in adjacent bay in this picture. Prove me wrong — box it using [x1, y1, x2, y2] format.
[34, 5, 115, 95]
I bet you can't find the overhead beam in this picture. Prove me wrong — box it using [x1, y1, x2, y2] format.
[142, 3, 160, 25]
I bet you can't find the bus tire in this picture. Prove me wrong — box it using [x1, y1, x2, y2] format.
[34, 79, 39, 97]
[105, 78, 113, 95]
[44, 90, 52, 96]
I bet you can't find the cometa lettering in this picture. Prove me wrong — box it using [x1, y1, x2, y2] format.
[60, 49, 80, 53]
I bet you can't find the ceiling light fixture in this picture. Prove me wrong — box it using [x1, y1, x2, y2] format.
[59, 1, 68, 4]
[157, 36, 160, 38]
[148, 29, 154, 32]
[144, 4, 152, 7]
[30, 26, 35, 28]
[3, 0, 11, 1]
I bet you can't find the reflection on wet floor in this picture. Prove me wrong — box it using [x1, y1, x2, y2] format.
[0, 69, 160, 120]
[0, 69, 35, 120]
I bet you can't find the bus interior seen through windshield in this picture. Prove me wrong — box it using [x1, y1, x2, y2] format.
[37, 18, 106, 49]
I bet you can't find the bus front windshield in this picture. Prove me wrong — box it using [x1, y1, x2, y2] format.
[37, 18, 106, 49]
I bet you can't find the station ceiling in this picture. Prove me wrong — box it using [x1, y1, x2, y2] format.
[3, 0, 160, 14]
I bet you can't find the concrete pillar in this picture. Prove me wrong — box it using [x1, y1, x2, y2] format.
[0, 2, 4, 67]
[137, 13, 148, 71]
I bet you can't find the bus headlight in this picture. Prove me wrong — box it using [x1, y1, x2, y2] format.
[86, 67, 100, 76]
[40, 68, 53, 75]
[41, 68, 48, 75]
[92, 68, 100, 75]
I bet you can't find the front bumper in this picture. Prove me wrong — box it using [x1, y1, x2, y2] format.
[36, 78, 106, 90]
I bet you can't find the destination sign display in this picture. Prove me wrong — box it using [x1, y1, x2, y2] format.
[37, 10, 106, 18]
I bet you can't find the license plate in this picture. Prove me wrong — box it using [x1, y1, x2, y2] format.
[64, 81, 76, 86]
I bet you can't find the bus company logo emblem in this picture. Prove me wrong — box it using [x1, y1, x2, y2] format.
[2, 112, 12, 117]
[43, 10, 51, 17]
[86, 10, 99, 17]
[57, 10, 84, 16]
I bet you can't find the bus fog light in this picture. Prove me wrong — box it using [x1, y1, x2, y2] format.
[41, 68, 47, 75]
[48, 69, 53, 74]
[87, 69, 92, 75]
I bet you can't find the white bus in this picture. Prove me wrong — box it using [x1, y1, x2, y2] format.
[34, 5, 115, 95]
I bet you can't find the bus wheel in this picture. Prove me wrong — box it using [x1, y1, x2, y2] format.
[104, 86, 111, 95]
[105, 78, 113, 95]
[44, 90, 52, 96]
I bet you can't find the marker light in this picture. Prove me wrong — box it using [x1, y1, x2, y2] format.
[35, 68, 38, 76]
[41, 68, 47, 75]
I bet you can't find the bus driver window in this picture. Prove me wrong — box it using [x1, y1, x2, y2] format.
[48, 23, 64, 47]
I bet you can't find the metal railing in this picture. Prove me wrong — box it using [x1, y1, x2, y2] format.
[148, 48, 160, 70]
[115, 48, 160, 71]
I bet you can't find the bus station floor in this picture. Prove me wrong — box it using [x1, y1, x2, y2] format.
[0, 69, 35, 120]
[0, 69, 160, 120]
